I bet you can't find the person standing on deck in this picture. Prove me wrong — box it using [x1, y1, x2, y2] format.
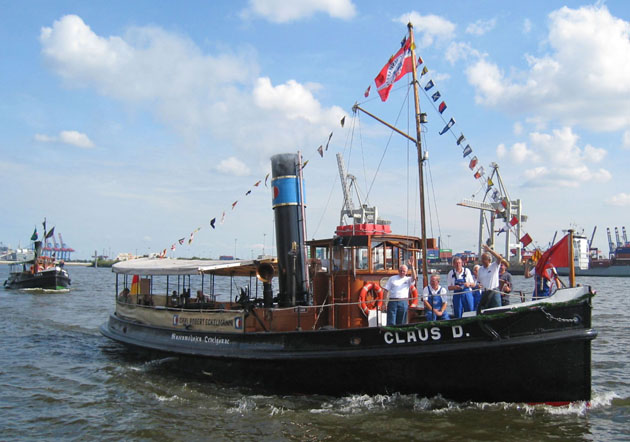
[471, 264, 482, 310]
[447, 257, 475, 318]
[477, 244, 509, 311]
[498, 262, 513, 306]
[383, 257, 417, 325]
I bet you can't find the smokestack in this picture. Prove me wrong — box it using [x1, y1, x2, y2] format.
[271, 153, 308, 307]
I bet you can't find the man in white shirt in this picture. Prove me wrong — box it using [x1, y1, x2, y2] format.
[384, 258, 417, 325]
[477, 244, 509, 311]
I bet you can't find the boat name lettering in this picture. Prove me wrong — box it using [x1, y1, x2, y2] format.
[383, 325, 469, 345]
[170, 333, 230, 345]
[175, 316, 234, 327]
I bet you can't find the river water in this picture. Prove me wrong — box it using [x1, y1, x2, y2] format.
[0, 265, 628, 441]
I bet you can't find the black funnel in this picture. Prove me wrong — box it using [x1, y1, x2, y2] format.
[271, 153, 308, 307]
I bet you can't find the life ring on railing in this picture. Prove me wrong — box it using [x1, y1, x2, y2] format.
[359, 282, 383, 316]
[409, 286, 419, 308]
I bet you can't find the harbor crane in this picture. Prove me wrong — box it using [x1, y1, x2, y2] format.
[336, 153, 382, 225]
[457, 162, 526, 264]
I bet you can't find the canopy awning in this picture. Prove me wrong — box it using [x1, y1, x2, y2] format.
[112, 257, 277, 277]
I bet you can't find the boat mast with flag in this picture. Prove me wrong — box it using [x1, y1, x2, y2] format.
[101, 23, 595, 404]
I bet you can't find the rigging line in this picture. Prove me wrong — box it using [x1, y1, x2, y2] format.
[365, 82, 412, 201]
[426, 155, 443, 245]
[419, 82, 462, 146]
[310, 117, 356, 238]
[406, 91, 411, 236]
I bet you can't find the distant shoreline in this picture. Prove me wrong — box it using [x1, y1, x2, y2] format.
[0, 260, 92, 266]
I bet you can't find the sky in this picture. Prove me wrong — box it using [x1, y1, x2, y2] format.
[1, 0, 629, 260]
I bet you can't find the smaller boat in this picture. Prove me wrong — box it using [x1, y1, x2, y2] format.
[3, 240, 71, 290]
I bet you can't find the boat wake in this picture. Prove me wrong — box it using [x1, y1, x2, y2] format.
[17, 287, 70, 294]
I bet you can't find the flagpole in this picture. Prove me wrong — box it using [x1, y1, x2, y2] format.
[568, 229, 575, 288]
[408, 22, 429, 288]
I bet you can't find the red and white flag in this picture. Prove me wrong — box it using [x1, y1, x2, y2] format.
[374, 37, 413, 102]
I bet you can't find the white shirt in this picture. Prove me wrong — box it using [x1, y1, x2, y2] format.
[422, 285, 447, 301]
[447, 267, 475, 287]
[385, 275, 414, 299]
[477, 261, 500, 290]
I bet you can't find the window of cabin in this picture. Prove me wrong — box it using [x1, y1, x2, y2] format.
[355, 247, 369, 270]
[313, 246, 330, 272]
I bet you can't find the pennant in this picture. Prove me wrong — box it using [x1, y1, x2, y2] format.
[431, 91, 441, 102]
[520, 233, 533, 247]
[535, 234, 570, 277]
[232, 201, 238, 210]
[246, 190, 252, 196]
[462, 145, 472, 158]
[374, 36, 413, 101]
[491, 189, 500, 201]
[417, 56, 423, 65]
[30, 228, 38, 241]
[457, 134, 466, 145]
[439, 117, 455, 135]
[188, 232, 195, 244]
[424, 80, 435, 91]
[221, 211, 226, 224]
[264, 173, 270, 187]
[438, 101, 447, 114]
[421, 66, 428, 76]
[498, 225, 508, 234]
[487, 177, 494, 187]
[468, 156, 478, 170]
[161, 248, 167, 258]
[509, 215, 519, 226]
[340, 116, 345, 127]
[45, 227, 55, 240]
[532, 249, 543, 263]
[254, 180, 261, 187]
[171, 244, 176, 251]
[302, 160, 309, 169]
[474, 167, 484, 179]
[501, 198, 508, 209]
[42, 218, 47, 233]
[178, 237, 185, 245]
[210, 218, 216, 229]
[317, 145, 324, 157]
[325, 132, 333, 150]
[364, 85, 371, 97]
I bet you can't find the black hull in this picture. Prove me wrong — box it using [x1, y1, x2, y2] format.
[101, 293, 595, 403]
[3, 269, 71, 290]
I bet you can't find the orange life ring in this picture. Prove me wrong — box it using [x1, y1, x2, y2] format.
[359, 282, 383, 316]
[409, 286, 419, 308]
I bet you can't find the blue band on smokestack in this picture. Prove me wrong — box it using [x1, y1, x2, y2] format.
[272, 176, 300, 208]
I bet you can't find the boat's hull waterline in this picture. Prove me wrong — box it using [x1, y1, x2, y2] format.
[4, 268, 71, 290]
[101, 287, 595, 403]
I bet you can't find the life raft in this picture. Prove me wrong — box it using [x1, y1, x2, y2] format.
[359, 282, 384, 316]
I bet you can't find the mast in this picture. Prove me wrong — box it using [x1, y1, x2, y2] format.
[408, 22, 429, 287]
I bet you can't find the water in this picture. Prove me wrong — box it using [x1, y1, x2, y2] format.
[0, 265, 628, 441]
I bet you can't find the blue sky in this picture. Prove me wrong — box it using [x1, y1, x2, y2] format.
[1, 0, 629, 260]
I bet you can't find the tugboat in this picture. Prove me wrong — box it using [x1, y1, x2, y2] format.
[4, 240, 71, 290]
[100, 23, 596, 403]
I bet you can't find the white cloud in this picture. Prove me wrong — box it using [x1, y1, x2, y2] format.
[466, 5, 630, 132]
[466, 18, 496, 36]
[215, 157, 251, 176]
[34, 130, 94, 148]
[445, 41, 482, 65]
[623, 130, 630, 149]
[512, 127, 610, 188]
[396, 12, 456, 48]
[513, 122, 523, 135]
[523, 18, 532, 34]
[241, 0, 356, 23]
[606, 192, 630, 206]
[39, 15, 343, 163]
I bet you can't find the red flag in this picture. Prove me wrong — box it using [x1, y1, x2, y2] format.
[535, 234, 570, 278]
[254, 180, 261, 187]
[364, 85, 371, 97]
[520, 233, 533, 247]
[232, 200, 238, 210]
[468, 156, 478, 170]
[509, 215, 519, 226]
[374, 37, 413, 102]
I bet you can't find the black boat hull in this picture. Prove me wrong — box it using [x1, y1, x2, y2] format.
[101, 291, 595, 403]
[3, 269, 71, 290]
